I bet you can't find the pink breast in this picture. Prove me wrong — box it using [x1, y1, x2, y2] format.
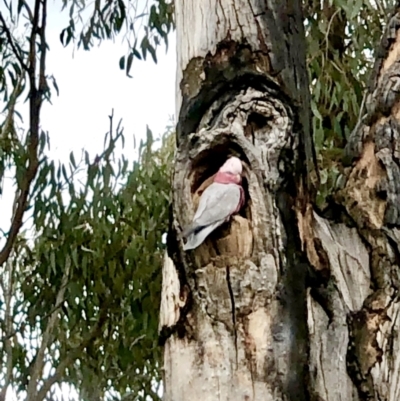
[214, 171, 241, 185]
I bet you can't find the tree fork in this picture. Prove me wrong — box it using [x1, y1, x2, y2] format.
[159, 1, 316, 400]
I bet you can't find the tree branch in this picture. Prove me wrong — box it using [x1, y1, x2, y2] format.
[0, 260, 15, 401]
[0, 11, 29, 70]
[81, 0, 101, 49]
[20, 0, 34, 23]
[0, 0, 46, 268]
[38, 0, 47, 95]
[26, 255, 71, 401]
[0, 72, 24, 146]
[35, 303, 110, 401]
[0, 299, 64, 343]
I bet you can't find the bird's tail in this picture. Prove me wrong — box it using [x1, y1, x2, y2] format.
[181, 223, 200, 239]
[183, 221, 223, 250]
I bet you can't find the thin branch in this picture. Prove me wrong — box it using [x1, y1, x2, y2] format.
[20, 0, 34, 22]
[38, 0, 47, 95]
[0, 72, 24, 147]
[28, 0, 40, 77]
[323, 8, 341, 62]
[0, 11, 29, 70]
[0, 297, 64, 342]
[375, 0, 386, 19]
[0, 0, 46, 268]
[357, 90, 368, 123]
[35, 304, 110, 401]
[82, 0, 101, 49]
[0, 260, 15, 401]
[26, 255, 71, 401]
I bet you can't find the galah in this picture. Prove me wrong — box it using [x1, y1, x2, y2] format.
[183, 156, 245, 250]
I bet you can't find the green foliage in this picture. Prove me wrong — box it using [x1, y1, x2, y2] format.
[305, 0, 395, 207]
[59, 0, 174, 76]
[0, 1, 174, 399]
[25, 123, 173, 400]
[2, 116, 174, 400]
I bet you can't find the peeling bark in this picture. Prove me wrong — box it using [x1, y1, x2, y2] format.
[307, 5, 400, 401]
[159, 1, 400, 401]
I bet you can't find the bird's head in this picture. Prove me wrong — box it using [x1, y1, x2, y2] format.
[220, 156, 242, 175]
[216, 156, 243, 184]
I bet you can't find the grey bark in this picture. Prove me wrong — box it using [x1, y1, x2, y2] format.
[159, 1, 400, 400]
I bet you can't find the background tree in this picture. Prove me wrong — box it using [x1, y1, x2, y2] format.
[159, 0, 400, 400]
[0, 1, 173, 400]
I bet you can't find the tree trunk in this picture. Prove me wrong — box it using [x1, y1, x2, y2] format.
[159, 1, 400, 400]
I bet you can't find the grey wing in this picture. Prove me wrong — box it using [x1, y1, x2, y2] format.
[193, 183, 241, 227]
[183, 221, 223, 250]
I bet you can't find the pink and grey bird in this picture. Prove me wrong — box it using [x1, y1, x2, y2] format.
[183, 156, 245, 250]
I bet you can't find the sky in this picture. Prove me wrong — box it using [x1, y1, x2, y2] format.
[1, 0, 176, 400]
[0, 0, 176, 235]
[43, 0, 176, 161]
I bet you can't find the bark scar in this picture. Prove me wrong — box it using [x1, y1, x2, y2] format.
[226, 265, 238, 365]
